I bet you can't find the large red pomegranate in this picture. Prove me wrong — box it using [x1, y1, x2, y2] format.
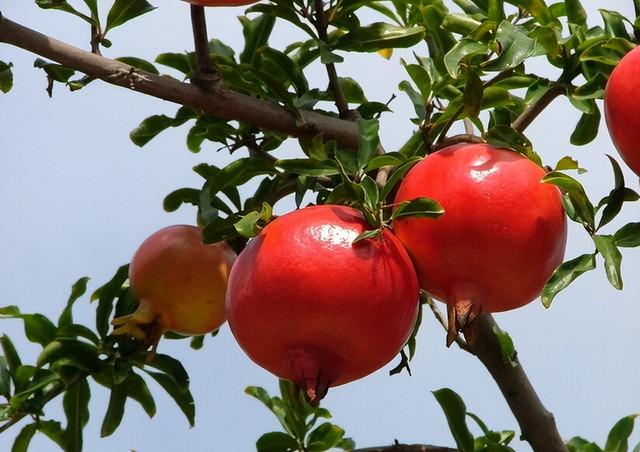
[226, 205, 419, 402]
[393, 143, 567, 343]
[185, 0, 257, 6]
[112, 225, 237, 344]
[604, 46, 640, 177]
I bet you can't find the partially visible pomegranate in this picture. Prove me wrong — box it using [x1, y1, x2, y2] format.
[184, 0, 257, 6]
[226, 205, 419, 403]
[393, 143, 567, 344]
[604, 45, 640, 177]
[112, 225, 237, 345]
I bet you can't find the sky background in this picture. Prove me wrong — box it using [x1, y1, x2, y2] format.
[1, 1, 639, 450]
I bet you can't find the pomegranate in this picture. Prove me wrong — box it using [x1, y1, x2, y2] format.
[184, 0, 257, 6]
[604, 45, 640, 176]
[112, 225, 237, 345]
[393, 143, 567, 344]
[226, 205, 419, 403]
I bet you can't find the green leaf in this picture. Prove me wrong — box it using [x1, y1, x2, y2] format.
[234, 211, 262, 238]
[275, 159, 339, 177]
[335, 23, 426, 52]
[34, 0, 93, 23]
[240, 14, 276, 65]
[105, 0, 156, 33]
[256, 431, 299, 452]
[444, 39, 489, 78]
[493, 326, 517, 367]
[508, 0, 558, 26]
[129, 107, 197, 147]
[380, 158, 421, 201]
[570, 108, 601, 146]
[144, 370, 195, 427]
[100, 384, 127, 437]
[365, 153, 405, 171]
[433, 388, 475, 452]
[483, 21, 536, 72]
[0, 61, 13, 93]
[0, 356, 10, 397]
[307, 423, 346, 451]
[36, 339, 101, 372]
[555, 156, 586, 173]
[542, 171, 594, 228]
[33, 58, 76, 83]
[62, 378, 91, 452]
[0, 307, 59, 347]
[114, 57, 159, 74]
[58, 276, 89, 328]
[125, 372, 156, 418]
[140, 353, 190, 390]
[564, 0, 587, 25]
[567, 437, 604, 452]
[392, 197, 444, 220]
[605, 414, 638, 452]
[92, 264, 129, 338]
[593, 235, 623, 290]
[541, 253, 596, 307]
[614, 223, 640, 248]
[357, 118, 380, 170]
[38, 420, 64, 449]
[352, 228, 382, 244]
[12, 423, 37, 452]
[205, 158, 277, 197]
[0, 335, 22, 387]
[163, 187, 200, 213]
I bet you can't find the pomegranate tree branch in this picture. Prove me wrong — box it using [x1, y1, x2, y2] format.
[0, 14, 359, 149]
[512, 83, 566, 133]
[189, 5, 221, 90]
[463, 314, 567, 452]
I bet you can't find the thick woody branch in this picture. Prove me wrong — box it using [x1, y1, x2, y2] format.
[463, 314, 567, 452]
[0, 15, 359, 149]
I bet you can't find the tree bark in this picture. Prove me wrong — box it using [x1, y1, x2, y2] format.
[464, 314, 567, 451]
[0, 15, 359, 150]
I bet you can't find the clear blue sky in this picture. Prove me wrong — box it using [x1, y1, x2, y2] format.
[1, 1, 639, 450]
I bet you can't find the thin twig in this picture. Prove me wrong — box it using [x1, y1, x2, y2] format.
[512, 83, 566, 133]
[190, 5, 221, 90]
[312, 0, 351, 119]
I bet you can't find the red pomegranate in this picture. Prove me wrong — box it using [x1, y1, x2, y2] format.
[604, 45, 640, 177]
[112, 225, 237, 344]
[185, 0, 257, 6]
[393, 143, 567, 343]
[226, 205, 419, 402]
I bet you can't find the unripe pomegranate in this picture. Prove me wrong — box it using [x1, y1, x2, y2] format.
[185, 0, 257, 6]
[604, 45, 640, 176]
[112, 225, 237, 344]
[226, 205, 419, 403]
[393, 143, 567, 343]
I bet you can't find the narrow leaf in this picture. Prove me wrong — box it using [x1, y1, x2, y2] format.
[542, 254, 596, 307]
[105, 0, 156, 33]
[432, 388, 475, 452]
[593, 235, 623, 290]
[605, 414, 638, 452]
[62, 378, 91, 452]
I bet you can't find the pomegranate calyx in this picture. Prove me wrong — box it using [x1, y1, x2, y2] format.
[446, 300, 482, 347]
[111, 301, 162, 342]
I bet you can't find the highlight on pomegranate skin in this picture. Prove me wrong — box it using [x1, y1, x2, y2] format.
[393, 143, 567, 345]
[225, 205, 420, 403]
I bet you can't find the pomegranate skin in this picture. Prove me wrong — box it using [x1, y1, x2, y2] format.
[393, 143, 567, 314]
[129, 225, 237, 335]
[226, 205, 419, 401]
[604, 46, 640, 176]
[184, 0, 257, 6]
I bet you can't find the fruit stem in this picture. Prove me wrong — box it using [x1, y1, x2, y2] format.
[446, 300, 481, 347]
[189, 5, 221, 90]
